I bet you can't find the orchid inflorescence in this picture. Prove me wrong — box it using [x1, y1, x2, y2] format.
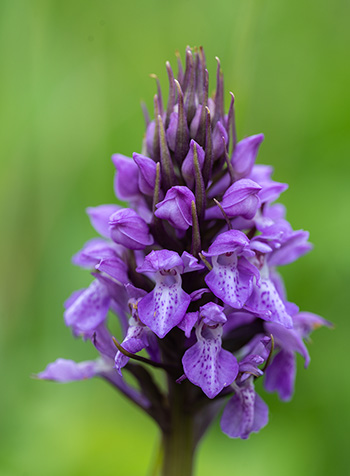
[39, 46, 329, 445]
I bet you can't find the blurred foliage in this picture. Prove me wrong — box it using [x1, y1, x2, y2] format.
[0, 0, 349, 475]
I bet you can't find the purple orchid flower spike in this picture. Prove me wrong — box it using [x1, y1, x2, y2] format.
[136, 250, 191, 338]
[202, 230, 259, 309]
[39, 47, 328, 471]
[182, 303, 239, 398]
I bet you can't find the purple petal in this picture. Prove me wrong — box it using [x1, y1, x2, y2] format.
[212, 121, 228, 160]
[72, 238, 117, 269]
[181, 251, 205, 273]
[202, 230, 252, 257]
[200, 302, 227, 325]
[205, 254, 255, 309]
[178, 311, 199, 337]
[181, 140, 205, 188]
[155, 186, 195, 231]
[133, 153, 160, 196]
[86, 205, 120, 238]
[268, 230, 312, 266]
[138, 269, 191, 338]
[182, 326, 238, 398]
[109, 208, 154, 250]
[115, 319, 150, 374]
[221, 179, 262, 220]
[111, 154, 139, 200]
[37, 358, 98, 382]
[264, 350, 296, 401]
[221, 382, 268, 439]
[231, 134, 264, 179]
[245, 279, 293, 328]
[136, 249, 184, 274]
[95, 257, 129, 284]
[64, 280, 110, 335]
[265, 321, 310, 366]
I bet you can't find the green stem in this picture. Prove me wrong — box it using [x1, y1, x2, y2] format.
[160, 381, 196, 476]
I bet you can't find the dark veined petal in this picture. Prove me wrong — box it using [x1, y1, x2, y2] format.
[182, 324, 238, 398]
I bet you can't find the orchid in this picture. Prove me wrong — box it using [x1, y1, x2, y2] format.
[38, 47, 329, 476]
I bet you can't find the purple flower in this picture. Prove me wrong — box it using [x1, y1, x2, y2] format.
[109, 208, 154, 250]
[182, 303, 238, 398]
[202, 230, 259, 309]
[136, 250, 191, 338]
[111, 154, 140, 200]
[231, 134, 264, 179]
[221, 378, 269, 439]
[37, 358, 100, 382]
[221, 179, 262, 219]
[155, 186, 195, 230]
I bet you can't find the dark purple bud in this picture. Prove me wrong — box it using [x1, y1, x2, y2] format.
[212, 121, 228, 161]
[181, 139, 205, 188]
[109, 208, 154, 250]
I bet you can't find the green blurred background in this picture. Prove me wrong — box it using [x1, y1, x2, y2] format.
[1, 0, 349, 474]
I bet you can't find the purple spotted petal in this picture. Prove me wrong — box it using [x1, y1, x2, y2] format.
[138, 270, 191, 338]
[37, 358, 98, 382]
[86, 205, 120, 238]
[64, 279, 111, 335]
[221, 381, 268, 439]
[205, 254, 255, 309]
[245, 279, 293, 328]
[231, 134, 264, 179]
[182, 325, 238, 398]
[264, 350, 296, 401]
